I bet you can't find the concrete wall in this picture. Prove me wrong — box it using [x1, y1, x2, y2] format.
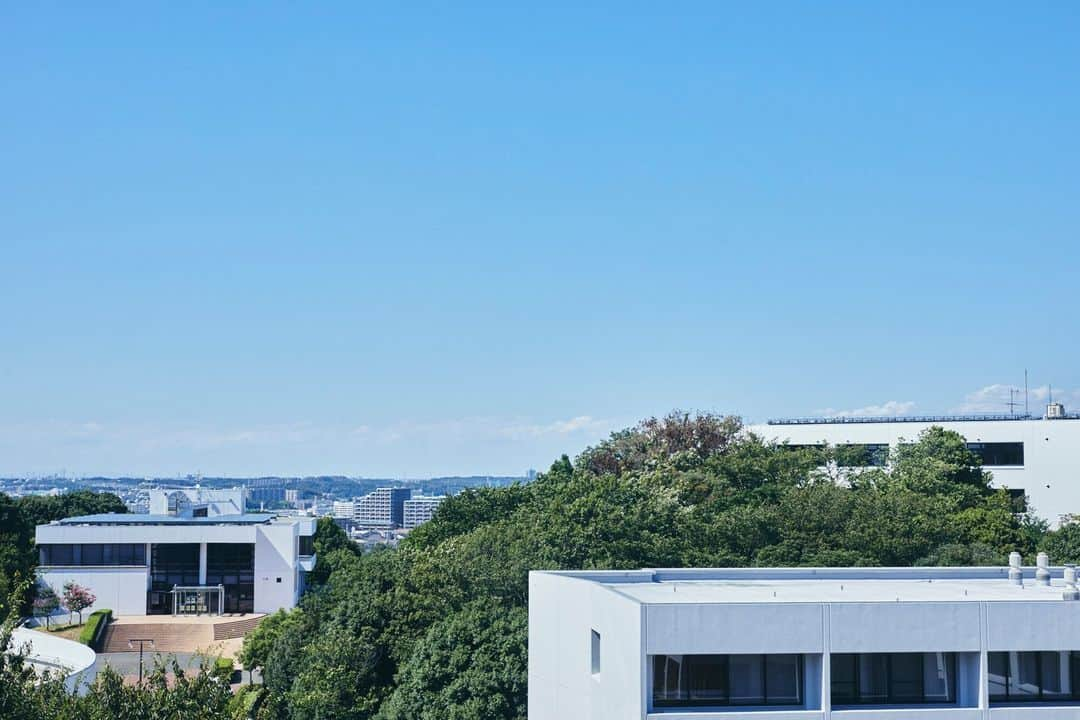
[9, 626, 97, 694]
[37, 566, 149, 617]
[529, 573, 645, 720]
[254, 524, 299, 613]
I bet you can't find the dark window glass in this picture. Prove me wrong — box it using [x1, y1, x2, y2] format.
[831, 653, 955, 705]
[652, 654, 802, 707]
[967, 442, 1024, 466]
[836, 444, 890, 467]
[299, 535, 315, 556]
[990, 651, 1080, 703]
[80, 544, 103, 565]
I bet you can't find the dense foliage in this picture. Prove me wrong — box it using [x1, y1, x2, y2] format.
[6, 413, 1080, 718]
[237, 414, 1057, 720]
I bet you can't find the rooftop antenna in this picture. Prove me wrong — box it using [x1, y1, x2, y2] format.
[1025, 369, 1029, 416]
[1007, 388, 1022, 416]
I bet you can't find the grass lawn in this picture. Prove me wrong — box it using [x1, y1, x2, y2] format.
[31, 621, 84, 641]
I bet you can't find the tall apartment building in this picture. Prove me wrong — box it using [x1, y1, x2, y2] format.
[750, 403, 1080, 524]
[402, 495, 446, 529]
[530, 559, 1080, 719]
[354, 488, 412, 528]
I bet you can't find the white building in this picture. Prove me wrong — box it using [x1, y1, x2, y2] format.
[750, 406, 1080, 524]
[148, 486, 246, 517]
[35, 488, 316, 617]
[332, 500, 356, 519]
[355, 487, 412, 528]
[530, 559, 1080, 719]
[403, 495, 446, 529]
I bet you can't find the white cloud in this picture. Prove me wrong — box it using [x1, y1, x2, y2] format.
[815, 400, 917, 418]
[955, 384, 1080, 414]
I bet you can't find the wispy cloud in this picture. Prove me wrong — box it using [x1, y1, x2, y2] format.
[815, 400, 917, 418]
[955, 384, 1080, 414]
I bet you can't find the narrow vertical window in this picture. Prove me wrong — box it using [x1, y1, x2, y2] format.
[591, 630, 601, 675]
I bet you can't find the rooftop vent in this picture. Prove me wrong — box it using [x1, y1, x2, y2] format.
[1009, 552, 1023, 587]
[1065, 565, 1079, 601]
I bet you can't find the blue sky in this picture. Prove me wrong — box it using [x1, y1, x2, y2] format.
[2, 3, 1078, 477]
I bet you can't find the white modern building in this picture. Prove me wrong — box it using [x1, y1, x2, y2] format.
[355, 487, 412, 528]
[530, 559, 1080, 720]
[35, 488, 316, 617]
[750, 405, 1080, 524]
[403, 495, 446, 529]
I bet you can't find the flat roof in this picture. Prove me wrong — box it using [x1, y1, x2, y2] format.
[538, 567, 1079, 604]
[766, 414, 1080, 425]
[55, 513, 276, 526]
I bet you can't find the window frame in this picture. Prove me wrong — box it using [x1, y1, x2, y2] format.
[989, 651, 1080, 704]
[830, 653, 957, 706]
[651, 653, 804, 708]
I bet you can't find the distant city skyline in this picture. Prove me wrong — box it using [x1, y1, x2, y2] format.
[3, 3, 1078, 477]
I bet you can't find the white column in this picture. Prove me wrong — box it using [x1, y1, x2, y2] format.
[198, 542, 208, 585]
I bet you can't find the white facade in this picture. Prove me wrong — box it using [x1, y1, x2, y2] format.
[332, 500, 356, 519]
[403, 495, 446, 529]
[530, 564, 1080, 720]
[35, 508, 316, 617]
[148, 486, 246, 517]
[9, 626, 97, 694]
[749, 414, 1080, 524]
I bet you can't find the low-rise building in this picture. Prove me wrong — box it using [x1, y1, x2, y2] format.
[750, 404, 1080, 524]
[35, 488, 316, 617]
[529, 558, 1080, 719]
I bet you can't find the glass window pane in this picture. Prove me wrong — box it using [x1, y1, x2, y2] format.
[831, 654, 857, 703]
[1011, 652, 1040, 699]
[728, 655, 764, 705]
[688, 655, 727, 702]
[81, 544, 103, 565]
[988, 652, 1009, 700]
[858, 654, 888, 703]
[890, 653, 923, 702]
[1040, 652, 1071, 699]
[653, 655, 685, 702]
[923, 653, 953, 702]
[766, 654, 801, 704]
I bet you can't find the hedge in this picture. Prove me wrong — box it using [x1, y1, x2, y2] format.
[78, 609, 112, 649]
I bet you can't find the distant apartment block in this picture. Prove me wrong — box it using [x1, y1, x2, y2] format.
[750, 402, 1080, 524]
[355, 488, 412, 528]
[332, 500, 356, 519]
[402, 495, 446, 529]
[530, 557, 1080, 719]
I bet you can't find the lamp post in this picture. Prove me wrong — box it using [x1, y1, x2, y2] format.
[128, 638, 155, 683]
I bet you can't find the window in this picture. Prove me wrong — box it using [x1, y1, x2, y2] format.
[591, 630, 601, 675]
[966, 442, 1024, 466]
[38, 543, 145, 566]
[831, 653, 956, 705]
[299, 535, 315, 556]
[989, 651, 1080, 703]
[835, 444, 890, 468]
[652, 654, 803, 707]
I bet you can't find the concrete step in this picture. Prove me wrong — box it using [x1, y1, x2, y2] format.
[101, 623, 214, 654]
[212, 615, 265, 641]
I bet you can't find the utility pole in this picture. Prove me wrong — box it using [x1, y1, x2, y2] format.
[128, 638, 155, 683]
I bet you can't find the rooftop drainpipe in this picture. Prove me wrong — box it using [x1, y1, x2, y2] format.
[1009, 551, 1024, 587]
[1064, 565, 1079, 601]
[1037, 552, 1052, 586]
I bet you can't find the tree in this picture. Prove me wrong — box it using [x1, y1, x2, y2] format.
[61, 582, 95, 625]
[32, 586, 60, 629]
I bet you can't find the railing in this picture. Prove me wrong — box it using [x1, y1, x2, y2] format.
[768, 414, 1037, 425]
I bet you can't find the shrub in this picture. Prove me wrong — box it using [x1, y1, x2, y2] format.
[78, 608, 112, 648]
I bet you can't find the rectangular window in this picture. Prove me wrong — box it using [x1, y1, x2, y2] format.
[830, 653, 956, 705]
[39, 543, 144, 566]
[591, 630, 601, 675]
[652, 654, 803, 707]
[836, 444, 890, 467]
[299, 535, 315, 556]
[966, 442, 1024, 466]
[989, 651, 1080, 703]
